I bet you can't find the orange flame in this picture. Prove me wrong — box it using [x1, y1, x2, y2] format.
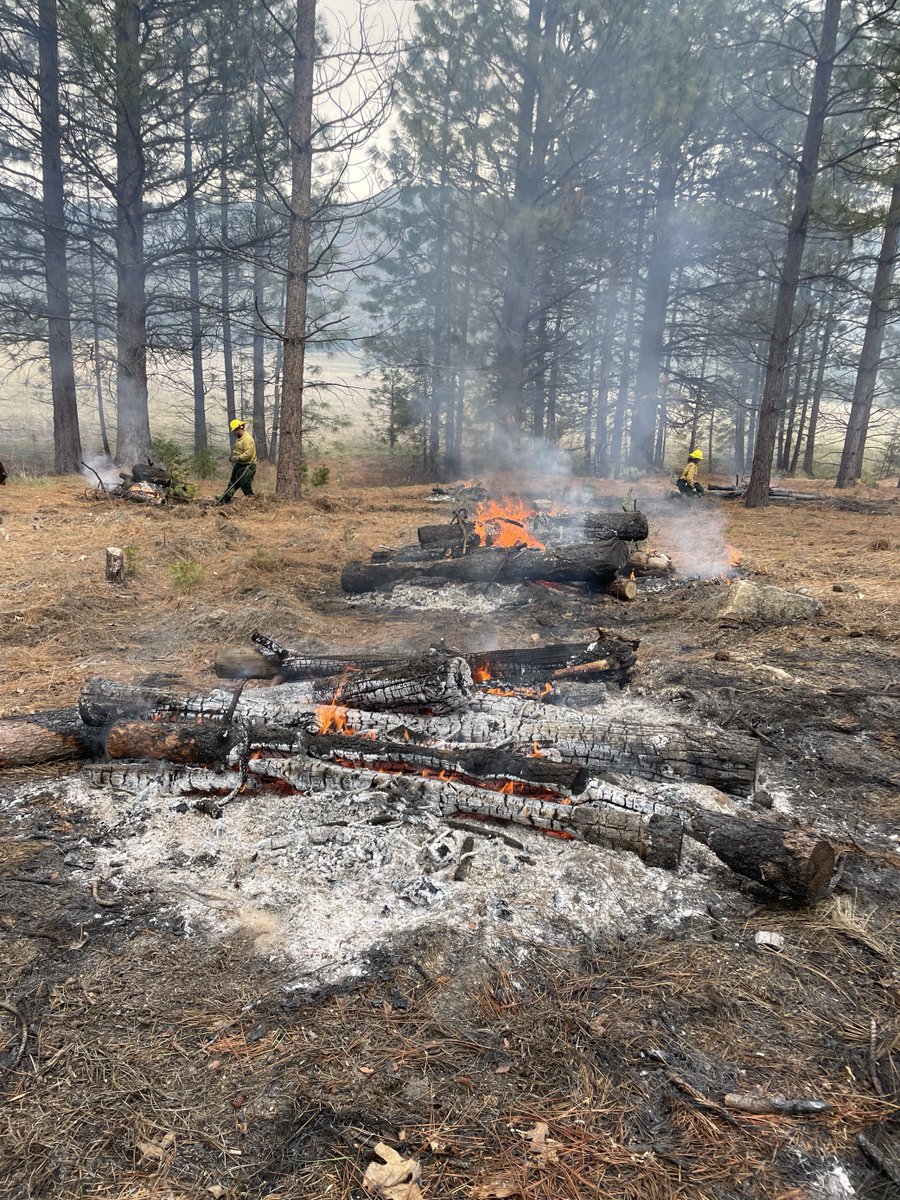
[316, 703, 348, 734]
[531, 741, 544, 758]
[472, 665, 492, 683]
[726, 544, 743, 568]
[473, 496, 545, 549]
[540, 683, 553, 698]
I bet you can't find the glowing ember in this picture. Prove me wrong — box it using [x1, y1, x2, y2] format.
[473, 496, 545, 549]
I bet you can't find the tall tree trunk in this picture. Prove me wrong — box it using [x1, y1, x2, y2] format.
[494, 0, 552, 446]
[276, 0, 316, 500]
[84, 175, 112, 461]
[802, 291, 836, 475]
[252, 84, 268, 458]
[220, 141, 236, 428]
[789, 335, 818, 475]
[609, 195, 647, 471]
[38, 0, 82, 473]
[630, 158, 677, 469]
[182, 22, 206, 454]
[745, 0, 841, 507]
[113, 0, 151, 465]
[836, 173, 900, 487]
[780, 318, 807, 471]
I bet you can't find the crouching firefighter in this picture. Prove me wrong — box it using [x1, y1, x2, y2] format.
[677, 448, 704, 497]
[219, 419, 257, 504]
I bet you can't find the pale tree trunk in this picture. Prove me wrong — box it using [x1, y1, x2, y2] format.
[182, 21, 206, 454]
[802, 291, 836, 475]
[630, 157, 677, 469]
[220, 133, 236, 427]
[252, 82, 268, 458]
[276, 0, 316, 500]
[85, 176, 112, 461]
[494, 0, 554, 447]
[836, 173, 900, 487]
[745, 0, 841, 507]
[114, 0, 151, 465]
[38, 0, 82, 473]
[609, 194, 647, 471]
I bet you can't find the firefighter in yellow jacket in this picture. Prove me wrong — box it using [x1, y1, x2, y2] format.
[677, 448, 704, 497]
[220, 419, 257, 503]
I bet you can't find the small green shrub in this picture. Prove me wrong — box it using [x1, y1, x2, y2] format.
[150, 438, 187, 473]
[342, 524, 356, 544]
[168, 557, 204, 590]
[311, 465, 330, 487]
[123, 545, 140, 577]
[188, 447, 218, 479]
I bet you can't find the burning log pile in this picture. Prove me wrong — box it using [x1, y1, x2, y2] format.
[342, 497, 652, 595]
[1, 638, 839, 903]
[83, 461, 189, 505]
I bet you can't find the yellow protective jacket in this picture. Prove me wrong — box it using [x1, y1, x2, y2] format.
[233, 431, 258, 465]
[680, 460, 699, 486]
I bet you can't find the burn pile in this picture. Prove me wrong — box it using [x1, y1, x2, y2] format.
[1, 634, 839, 907]
[84, 461, 190, 505]
[342, 498, 654, 595]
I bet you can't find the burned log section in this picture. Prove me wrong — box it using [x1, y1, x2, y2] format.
[81, 655, 474, 727]
[306, 732, 591, 795]
[215, 633, 638, 687]
[533, 511, 650, 543]
[686, 809, 837, 902]
[342, 540, 629, 595]
[0, 707, 102, 768]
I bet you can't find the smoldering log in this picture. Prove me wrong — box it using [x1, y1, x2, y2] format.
[416, 522, 479, 553]
[105, 720, 236, 766]
[215, 633, 639, 685]
[685, 809, 838, 902]
[247, 754, 683, 869]
[534, 511, 650, 542]
[0, 707, 102, 768]
[80, 655, 474, 727]
[78, 678, 757, 797]
[607, 578, 638, 601]
[305, 732, 591, 795]
[339, 700, 759, 797]
[341, 541, 629, 594]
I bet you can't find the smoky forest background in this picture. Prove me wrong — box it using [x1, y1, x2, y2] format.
[1, 0, 899, 504]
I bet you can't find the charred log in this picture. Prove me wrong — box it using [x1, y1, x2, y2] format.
[248, 754, 683, 869]
[685, 809, 838, 902]
[105, 720, 235, 766]
[534, 511, 649, 542]
[0, 707, 100, 768]
[416, 522, 479, 553]
[305, 732, 590, 795]
[214, 633, 638, 686]
[341, 541, 629, 594]
[81, 656, 473, 727]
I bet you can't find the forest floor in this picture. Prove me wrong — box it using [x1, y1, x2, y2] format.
[0, 461, 898, 1200]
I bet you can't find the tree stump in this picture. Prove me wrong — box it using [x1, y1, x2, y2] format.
[106, 547, 127, 586]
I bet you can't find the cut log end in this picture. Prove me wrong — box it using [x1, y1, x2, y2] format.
[106, 547, 126, 586]
[607, 578, 638, 602]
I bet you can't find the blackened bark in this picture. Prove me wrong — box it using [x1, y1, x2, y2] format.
[745, 0, 841, 506]
[38, 0, 82, 473]
[276, 0, 316, 499]
[114, 0, 152, 465]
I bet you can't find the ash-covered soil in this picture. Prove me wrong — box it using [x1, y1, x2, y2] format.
[1, 466, 898, 1199]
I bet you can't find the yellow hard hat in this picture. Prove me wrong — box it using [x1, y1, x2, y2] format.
[229, 419, 245, 432]
[689, 448, 703, 460]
